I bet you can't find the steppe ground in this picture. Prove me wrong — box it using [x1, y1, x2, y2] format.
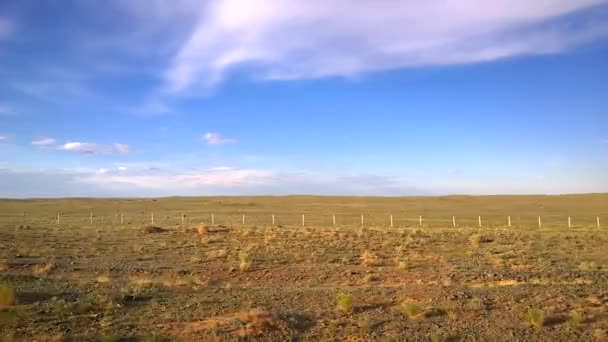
[1, 194, 607, 341]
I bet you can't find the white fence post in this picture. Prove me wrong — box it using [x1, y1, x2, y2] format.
[151, 212, 154, 225]
[478, 215, 482, 228]
[272, 213, 275, 226]
[452, 216, 456, 228]
[361, 214, 364, 226]
[89, 211, 93, 224]
[597, 216, 601, 228]
[568, 216, 571, 228]
[56, 212, 60, 224]
[332, 214, 336, 226]
[538, 216, 542, 228]
[390, 214, 394, 228]
[419, 215, 422, 227]
[302, 214, 305, 227]
[508, 215, 511, 227]
[242, 214, 245, 225]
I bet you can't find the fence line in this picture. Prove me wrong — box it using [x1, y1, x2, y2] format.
[0, 211, 604, 229]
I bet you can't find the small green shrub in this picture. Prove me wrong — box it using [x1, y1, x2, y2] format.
[569, 310, 583, 328]
[336, 293, 353, 313]
[527, 308, 545, 328]
[239, 252, 252, 272]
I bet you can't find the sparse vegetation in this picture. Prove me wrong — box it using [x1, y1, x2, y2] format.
[0, 195, 607, 340]
[336, 293, 353, 313]
[400, 302, 423, 319]
[569, 310, 583, 328]
[239, 252, 252, 272]
[527, 308, 545, 328]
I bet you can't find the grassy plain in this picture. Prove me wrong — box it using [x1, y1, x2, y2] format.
[0, 194, 607, 341]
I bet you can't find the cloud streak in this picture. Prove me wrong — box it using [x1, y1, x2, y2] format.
[203, 132, 236, 145]
[60, 142, 131, 155]
[164, 0, 608, 92]
[31, 138, 56, 146]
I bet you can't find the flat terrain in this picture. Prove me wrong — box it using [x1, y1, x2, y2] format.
[1, 195, 608, 341]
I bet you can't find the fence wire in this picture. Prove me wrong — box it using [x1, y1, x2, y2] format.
[0, 211, 602, 229]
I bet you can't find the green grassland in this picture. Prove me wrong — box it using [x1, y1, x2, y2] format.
[0, 194, 607, 341]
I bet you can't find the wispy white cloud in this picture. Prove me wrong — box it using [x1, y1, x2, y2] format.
[114, 143, 131, 154]
[79, 167, 273, 189]
[0, 134, 7, 141]
[203, 132, 236, 145]
[31, 137, 56, 146]
[162, 0, 608, 92]
[1, 164, 606, 197]
[60, 142, 131, 155]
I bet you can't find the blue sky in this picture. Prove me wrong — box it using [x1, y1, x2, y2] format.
[1, 0, 607, 197]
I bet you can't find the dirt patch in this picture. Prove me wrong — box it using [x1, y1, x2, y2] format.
[164, 310, 292, 338]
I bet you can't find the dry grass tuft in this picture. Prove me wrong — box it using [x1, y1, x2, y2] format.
[96, 274, 112, 284]
[400, 302, 424, 319]
[33, 262, 55, 275]
[195, 224, 208, 234]
[239, 252, 252, 272]
[360, 250, 379, 267]
[468, 234, 493, 248]
[207, 249, 228, 259]
[130, 276, 153, 288]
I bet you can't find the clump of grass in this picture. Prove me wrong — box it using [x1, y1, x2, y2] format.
[33, 262, 55, 276]
[96, 274, 112, 284]
[207, 249, 227, 259]
[527, 308, 545, 328]
[195, 224, 208, 235]
[0, 260, 8, 272]
[336, 293, 353, 313]
[130, 276, 153, 289]
[400, 302, 423, 319]
[239, 252, 252, 272]
[359, 250, 379, 267]
[569, 310, 583, 328]
[578, 261, 599, 271]
[593, 329, 607, 340]
[395, 258, 408, 270]
[0, 284, 16, 307]
[357, 316, 373, 331]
